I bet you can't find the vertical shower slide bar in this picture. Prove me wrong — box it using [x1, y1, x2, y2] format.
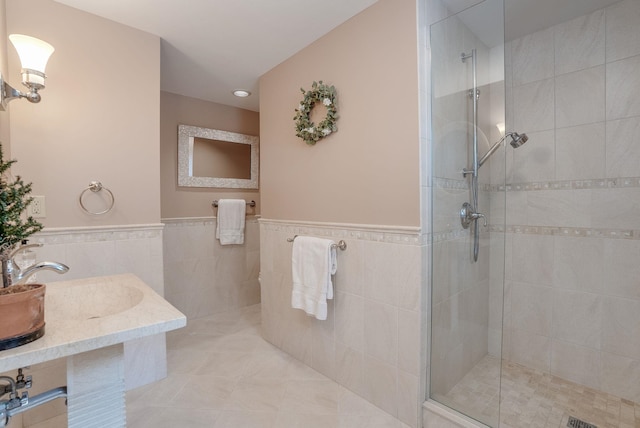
[462, 49, 478, 181]
[460, 49, 483, 262]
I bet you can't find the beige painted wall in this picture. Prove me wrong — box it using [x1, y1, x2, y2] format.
[6, 0, 160, 227]
[160, 91, 260, 219]
[259, 0, 420, 227]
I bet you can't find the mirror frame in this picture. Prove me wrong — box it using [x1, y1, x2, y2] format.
[178, 124, 259, 189]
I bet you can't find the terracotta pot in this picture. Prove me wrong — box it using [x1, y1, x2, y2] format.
[0, 283, 46, 346]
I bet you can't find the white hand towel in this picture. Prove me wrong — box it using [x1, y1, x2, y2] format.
[215, 199, 246, 245]
[291, 236, 337, 320]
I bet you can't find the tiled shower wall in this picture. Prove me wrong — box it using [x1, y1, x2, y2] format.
[162, 217, 260, 320]
[500, 0, 640, 403]
[259, 219, 422, 427]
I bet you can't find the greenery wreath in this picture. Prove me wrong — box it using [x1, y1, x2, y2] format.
[294, 81, 338, 145]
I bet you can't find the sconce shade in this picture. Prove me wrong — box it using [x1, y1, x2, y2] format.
[9, 34, 54, 87]
[0, 34, 54, 109]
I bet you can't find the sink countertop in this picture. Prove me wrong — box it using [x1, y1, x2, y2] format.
[0, 274, 186, 372]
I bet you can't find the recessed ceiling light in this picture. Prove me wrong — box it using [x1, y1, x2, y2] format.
[233, 89, 251, 97]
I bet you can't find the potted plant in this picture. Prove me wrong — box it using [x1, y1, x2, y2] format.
[0, 144, 46, 349]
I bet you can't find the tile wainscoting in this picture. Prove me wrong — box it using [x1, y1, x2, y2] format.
[30, 223, 164, 294]
[4, 223, 167, 428]
[31, 223, 168, 389]
[162, 216, 260, 320]
[259, 218, 424, 428]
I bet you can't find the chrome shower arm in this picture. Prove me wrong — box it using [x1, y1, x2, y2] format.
[478, 132, 528, 168]
[478, 134, 509, 168]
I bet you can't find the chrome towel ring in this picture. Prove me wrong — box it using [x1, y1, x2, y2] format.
[79, 181, 115, 215]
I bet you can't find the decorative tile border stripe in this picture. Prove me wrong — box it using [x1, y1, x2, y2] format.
[33, 223, 164, 245]
[490, 224, 639, 240]
[433, 177, 491, 191]
[431, 227, 491, 243]
[162, 216, 260, 228]
[259, 218, 423, 245]
[434, 176, 640, 192]
[434, 177, 468, 190]
[431, 228, 467, 243]
[494, 177, 640, 192]
[431, 224, 640, 242]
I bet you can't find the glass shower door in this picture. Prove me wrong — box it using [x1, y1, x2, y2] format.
[429, 0, 505, 426]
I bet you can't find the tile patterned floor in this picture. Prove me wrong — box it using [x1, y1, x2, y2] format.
[126, 304, 411, 428]
[437, 355, 640, 428]
[29, 304, 640, 427]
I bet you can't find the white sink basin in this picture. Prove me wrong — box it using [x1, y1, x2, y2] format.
[0, 273, 186, 373]
[46, 281, 144, 321]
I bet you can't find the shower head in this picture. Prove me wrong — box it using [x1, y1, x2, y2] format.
[478, 131, 530, 168]
[509, 132, 528, 148]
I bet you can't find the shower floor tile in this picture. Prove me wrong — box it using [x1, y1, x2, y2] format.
[439, 355, 640, 428]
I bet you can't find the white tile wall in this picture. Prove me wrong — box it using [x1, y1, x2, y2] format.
[510, 282, 552, 336]
[512, 79, 555, 133]
[552, 236, 604, 293]
[502, 0, 640, 403]
[605, 0, 640, 62]
[606, 54, 640, 120]
[162, 217, 260, 320]
[601, 352, 640, 402]
[259, 219, 422, 428]
[556, 122, 605, 180]
[32, 224, 164, 294]
[550, 340, 601, 389]
[606, 116, 640, 177]
[554, 9, 605, 75]
[555, 66, 605, 128]
[510, 27, 554, 86]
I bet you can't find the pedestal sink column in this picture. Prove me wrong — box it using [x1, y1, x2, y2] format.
[66, 344, 125, 427]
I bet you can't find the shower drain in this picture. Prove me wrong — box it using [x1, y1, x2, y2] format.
[567, 416, 597, 428]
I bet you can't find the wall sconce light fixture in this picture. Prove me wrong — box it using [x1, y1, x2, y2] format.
[0, 34, 55, 110]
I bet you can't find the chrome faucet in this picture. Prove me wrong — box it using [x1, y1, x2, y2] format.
[4, 243, 69, 286]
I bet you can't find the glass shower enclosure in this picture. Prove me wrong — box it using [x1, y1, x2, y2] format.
[429, 0, 640, 427]
[429, 0, 505, 426]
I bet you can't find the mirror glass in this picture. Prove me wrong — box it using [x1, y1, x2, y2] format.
[178, 125, 258, 189]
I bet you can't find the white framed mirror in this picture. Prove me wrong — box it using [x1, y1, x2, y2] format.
[178, 124, 259, 189]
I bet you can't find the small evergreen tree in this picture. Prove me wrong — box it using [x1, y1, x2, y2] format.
[0, 144, 43, 255]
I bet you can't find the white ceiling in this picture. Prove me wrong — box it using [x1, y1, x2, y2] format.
[53, 0, 379, 111]
[52, 0, 622, 112]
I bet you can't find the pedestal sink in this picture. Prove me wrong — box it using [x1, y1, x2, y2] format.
[0, 274, 186, 428]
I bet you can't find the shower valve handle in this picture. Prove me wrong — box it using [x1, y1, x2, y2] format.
[460, 202, 487, 229]
[474, 212, 487, 227]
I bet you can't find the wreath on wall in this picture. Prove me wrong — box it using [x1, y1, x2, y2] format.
[294, 81, 338, 145]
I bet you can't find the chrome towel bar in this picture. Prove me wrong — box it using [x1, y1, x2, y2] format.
[287, 235, 347, 251]
[212, 200, 256, 208]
